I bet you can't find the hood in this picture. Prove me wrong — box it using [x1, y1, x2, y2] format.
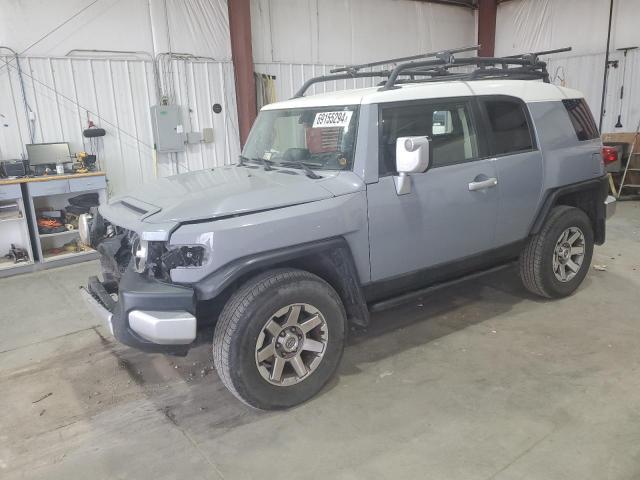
[101, 167, 363, 233]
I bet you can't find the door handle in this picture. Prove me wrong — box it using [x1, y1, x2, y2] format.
[468, 177, 498, 191]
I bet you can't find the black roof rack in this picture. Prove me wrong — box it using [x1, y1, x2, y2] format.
[292, 46, 572, 98]
[328, 45, 481, 74]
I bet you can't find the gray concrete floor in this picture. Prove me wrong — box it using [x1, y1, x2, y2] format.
[1, 203, 639, 480]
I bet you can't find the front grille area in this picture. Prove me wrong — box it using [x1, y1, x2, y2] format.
[96, 226, 136, 285]
[93, 213, 175, 283]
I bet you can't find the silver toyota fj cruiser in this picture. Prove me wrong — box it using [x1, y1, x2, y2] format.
[82, 47, 616, 409]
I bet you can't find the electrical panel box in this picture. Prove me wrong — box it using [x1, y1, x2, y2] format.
[150, 105, 185, 153]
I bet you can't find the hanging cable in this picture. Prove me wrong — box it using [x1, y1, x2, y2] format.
[0, 47, 35, 143]
[551, 65, 566, 87]
[599, 0, 615, 132]
[1, 58, 152, 148]
[163, 0, 175, 103]
[0, 0, 100, 75]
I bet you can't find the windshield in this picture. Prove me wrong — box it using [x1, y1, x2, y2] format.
[242, 105, 359, 171]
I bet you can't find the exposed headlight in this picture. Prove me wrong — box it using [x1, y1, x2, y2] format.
[160, 245, 208, 270]
[129, 235, 208, 277]
[132, 237, 149, 273]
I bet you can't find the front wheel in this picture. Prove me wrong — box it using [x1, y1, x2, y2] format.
[519, 206, 594, 298]
[212, 268, 346, 409]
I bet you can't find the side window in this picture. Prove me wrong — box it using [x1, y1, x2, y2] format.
[483, 99, 534, 155]
[563, 98, 599, 141]
[273, 116, 305, 152]
[432, 111, 452, 135]
[379, 101, 479, 176]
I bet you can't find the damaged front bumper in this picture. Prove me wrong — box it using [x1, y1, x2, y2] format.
[80, 283, 114, 335]
[81, 266, 197, 354]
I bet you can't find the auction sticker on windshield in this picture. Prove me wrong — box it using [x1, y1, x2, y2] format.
[313, 111, 353, 128]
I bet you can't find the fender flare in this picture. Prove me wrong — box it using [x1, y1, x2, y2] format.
[529, 176, 608, 244]
[194, 237, 370, 327]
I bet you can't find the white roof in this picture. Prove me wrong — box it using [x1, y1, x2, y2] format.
[262, 80, 584, 111]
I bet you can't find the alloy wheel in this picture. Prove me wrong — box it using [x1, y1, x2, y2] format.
[552, 226, 585, 282]
[255, 303, 328, 386]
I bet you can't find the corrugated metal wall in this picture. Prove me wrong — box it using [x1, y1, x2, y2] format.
[253, 61, 476, 102]
[0, 54, 240, 196]
[0, 0, 480, 201]
[495, 0, 640, 134]
[253, 62, 394, 101]
[546, 51, 640, 133]
[250, 0, 477, 65]
[256, 52, 640, 135]
[6, 53, 629, 199]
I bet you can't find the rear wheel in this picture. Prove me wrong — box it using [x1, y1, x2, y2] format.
[519, 206, 594, 298]
[212, 268, 346, 409]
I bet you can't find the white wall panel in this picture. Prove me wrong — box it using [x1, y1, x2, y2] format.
[251, 0, 477, 65]
[0, 0, 238, 197]
[0, 55, 240, 196]
[251, 0, 478, 106]
[546, 50, 640, 133]
[496, 0, 640, 133]
[0, 0, 231, 59]
[253, 62, 400, 102]
[496, 0, 640, 57]
[158, 0, 232, 59]
[0, 0, 155, 55]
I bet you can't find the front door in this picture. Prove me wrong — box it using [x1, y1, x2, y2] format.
[367, 98, 499, 284]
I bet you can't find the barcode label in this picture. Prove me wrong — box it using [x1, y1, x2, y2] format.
[313, 111, 353, 128]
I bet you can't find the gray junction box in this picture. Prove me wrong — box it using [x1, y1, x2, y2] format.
[151, 105, 185, 153]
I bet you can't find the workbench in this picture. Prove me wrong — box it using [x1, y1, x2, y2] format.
[0, 172, 107, 277]
[0, 171, 106, 186]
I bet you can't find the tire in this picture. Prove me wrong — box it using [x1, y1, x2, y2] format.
[519, 206, 594, 298]
[212, 268, 346, 410]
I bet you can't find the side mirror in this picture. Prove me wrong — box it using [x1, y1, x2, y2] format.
[394, 136, 430, 195]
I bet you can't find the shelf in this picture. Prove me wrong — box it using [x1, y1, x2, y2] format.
[0, 171, 106, 186]
[0, 259, 34, 271]
[38, 229, 79, 238]
[0, 216, 24, 224]
[1, 172, 107, 277]
[42, 248, 96, 263]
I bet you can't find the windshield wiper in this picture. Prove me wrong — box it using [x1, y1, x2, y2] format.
[280, 161, 322, 179]
[238, 155, 274, 171]
[260, 158, 274, 171]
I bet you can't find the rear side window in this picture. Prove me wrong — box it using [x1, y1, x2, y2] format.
[379, 101, 479, 175]
[563, 98, 599, 141]
[483, 99, 534, 155]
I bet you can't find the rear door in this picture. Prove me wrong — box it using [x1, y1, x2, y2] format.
[367, 98, 499, 282]
[478, 96, 543, 247]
